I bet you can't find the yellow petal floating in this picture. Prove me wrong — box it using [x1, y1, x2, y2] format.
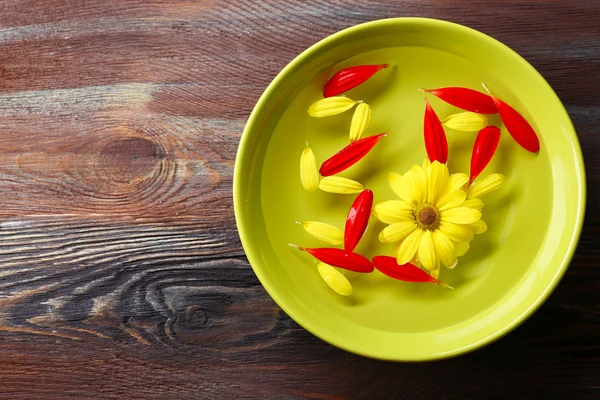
[378, 221, 417, 243]
[308, 96, 358, 117]
[430, 267, 440, 280]
[373, 200, 414, 224]
[442, 112, 488, 131]
[467, 173, 505, 199]
[303, 221, 343, 245]
[349, 102, 371, 142]
[317, 263, 352, 296]
[318, 176, 364, 194]
[300, 147, 319, 192]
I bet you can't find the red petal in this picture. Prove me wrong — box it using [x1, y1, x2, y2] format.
[425, 87, 497, 114]
[423, 95, 448, 164]
[372, 256, 445, 285]
[470, 126, 501, 184]
[319, 133, 386, 176]
[483, 85, 540, 153]
[302, 247, 374, 273]
[344, 190, 373, 252]
[323, 64, 388, 97]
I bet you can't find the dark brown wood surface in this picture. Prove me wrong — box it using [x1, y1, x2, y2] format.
[0, 1, 598, 398]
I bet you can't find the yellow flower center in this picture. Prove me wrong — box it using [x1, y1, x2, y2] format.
[415, 204, 440, 230]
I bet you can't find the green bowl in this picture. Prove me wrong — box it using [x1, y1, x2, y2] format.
[233, 18, 585, 361]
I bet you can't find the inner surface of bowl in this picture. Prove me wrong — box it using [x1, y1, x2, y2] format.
[235, 18, 584, 360]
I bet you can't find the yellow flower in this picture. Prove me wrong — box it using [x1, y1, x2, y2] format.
[375, 159, 491, 271]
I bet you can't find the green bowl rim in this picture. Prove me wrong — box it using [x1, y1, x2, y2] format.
[233, 17, 586, 361]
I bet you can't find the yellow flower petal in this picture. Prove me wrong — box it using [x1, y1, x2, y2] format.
[300, 147, 319, 192]
[409, 165, 428, 204]
[319, 176, 364, 194]
[438, 222, 475, 242]
[308, 97, 357, 117]
[422, 157, 431, 171]
[303, 221, 343, 245]
[441, 207, 482, 224]
[389, 172, 416, 206]
[349, 102, 371, 142]
[436, 190, 466, 211]
[462, 198, 483, 210]
[373, 201, 414, 224]
[397, 229, 422, 265]
[432, 230, 457, 268]
[427, 161, 449, 204]
[455, 241, 470, 257]
[446, 173, 469, 195]
[467, 173, 505, 199]
[418, 230, 439, 271]
[476, 219, 487, 234]
[388, 172, 402, 193]
[430, 267, 440, 280]
[317, 263, 352, 296]
[442, 112, 488, 131]
[379, 221, 417, 243]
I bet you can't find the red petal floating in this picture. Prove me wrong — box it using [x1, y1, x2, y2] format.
[470, 126, 501, 184]
[344, 189, 373, 252]
[425, 87, 497, 114]
[372, 256, 451, 287]
[319, 133, 386, 176]
[423, 94, 448, 164]
[291, 245, 374, 273]
[483, 84, 540, 153]
[323, 64, 388, 97]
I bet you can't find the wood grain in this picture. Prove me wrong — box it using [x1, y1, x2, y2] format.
[0, 0, 598, 398]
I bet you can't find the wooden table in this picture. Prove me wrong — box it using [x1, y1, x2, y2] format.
[0, 1, 598, 398]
